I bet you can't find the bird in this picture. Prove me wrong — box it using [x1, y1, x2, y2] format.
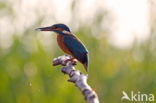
[36, 23, 89, 71]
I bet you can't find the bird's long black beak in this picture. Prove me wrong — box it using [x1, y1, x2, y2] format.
[35, 26, 53, 31]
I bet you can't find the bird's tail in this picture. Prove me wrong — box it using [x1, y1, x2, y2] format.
[83, 53, 88, 72]
[83, 62, 88, 72]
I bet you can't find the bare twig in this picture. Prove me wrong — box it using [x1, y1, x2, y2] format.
[53, 55, 99, 103]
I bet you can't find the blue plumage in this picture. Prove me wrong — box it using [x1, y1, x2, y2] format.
[63, 35, 88, 54]
[63, 35, 89, 71]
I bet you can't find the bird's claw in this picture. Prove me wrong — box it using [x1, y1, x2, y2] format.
[64, 58, 77, 65]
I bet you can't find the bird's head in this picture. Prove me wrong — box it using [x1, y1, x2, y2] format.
[36, 23, 71, 35]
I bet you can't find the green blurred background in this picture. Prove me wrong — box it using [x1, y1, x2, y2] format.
[0, 0, 156, 103]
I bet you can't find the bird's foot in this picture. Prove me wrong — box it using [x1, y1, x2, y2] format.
[64, 58, 77, 65]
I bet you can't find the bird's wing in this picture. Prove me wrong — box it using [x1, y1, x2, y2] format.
[63, 35, 88, 62]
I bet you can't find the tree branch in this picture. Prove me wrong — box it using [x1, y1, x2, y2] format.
[53, 55, 99, 103]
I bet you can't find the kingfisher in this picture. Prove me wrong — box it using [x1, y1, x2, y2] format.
[36, 24, 89, 71]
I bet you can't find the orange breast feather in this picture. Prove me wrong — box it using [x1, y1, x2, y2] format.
[57, 35, 72, 55]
